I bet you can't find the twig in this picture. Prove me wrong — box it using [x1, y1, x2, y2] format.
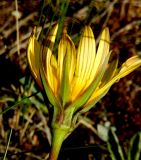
[0, 17, 13, 32]
[20, 109, 36, 142]
[3, 128, 13, 160]
[95, 0, 118, 45]
[37, 108, 52, 145]
[0, 145, 46, 160]
[14, 0, 20, 55]
[102, 0, 118, 28]
[0, 19, 54, 56]
[111, 20, 141, 41]
[8, 40, 28, 57]
[3, 12, 37, 38]
[78, 117, 97, 135]
[120, 0, 128, 20]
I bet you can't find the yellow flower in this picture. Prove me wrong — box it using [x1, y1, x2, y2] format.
[27, 24, 141, 160]
[27, 24, 141, 118]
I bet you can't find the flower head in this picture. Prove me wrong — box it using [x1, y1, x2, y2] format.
[27, 24, 141, 124]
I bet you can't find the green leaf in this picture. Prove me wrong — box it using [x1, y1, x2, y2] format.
[107, 129, 125, 160]
[40, 67, 61, 122]
[80, 87, 109, 114]
[60, 36, 72, 107]
[0, 92, 39, 115]
[128, 132, 141, 160]
[101, 55, 118, 87]
[55, 0, 70, 46]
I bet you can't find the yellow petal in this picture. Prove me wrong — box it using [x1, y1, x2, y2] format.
[71, 26, 96, 100]
[27, 29, 42, 87]
[80, 87, 110, 114]
[41, 24, 58, 95]
[58, 32, 76, 83]
[50, 54, 58, 95]
[93, 27, 110, 77]
[100, 54, 118, 87]
[65, 54, 109, 115]
[58, 36, 66, 83]
[41, 47, 58, 95]
[119, 56, 141, 77]
[88, 55, 141, 104]
[58, 32, 76, 106]
[67, 35, 76, 83]
[43, 24, 58, 50]
[42, 23, 58, 69]
[67, 35, 112, 113]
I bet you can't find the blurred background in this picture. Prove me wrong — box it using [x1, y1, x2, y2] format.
[0, 0, 141, 159]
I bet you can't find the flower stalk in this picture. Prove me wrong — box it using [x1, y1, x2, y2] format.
[49, 125, 70, 160]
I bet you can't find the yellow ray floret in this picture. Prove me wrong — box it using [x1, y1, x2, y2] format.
[27, 24, 141, 113]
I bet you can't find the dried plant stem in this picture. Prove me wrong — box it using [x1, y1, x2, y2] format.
[111, 20, 141, 41]
[3, 128, 13, 160]
[15, 0, 20, 55]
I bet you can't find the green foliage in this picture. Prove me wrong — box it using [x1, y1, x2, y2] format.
[128, 132, 141, 160]
[107, 129, 125, 160]
[107, 129, 141, 160]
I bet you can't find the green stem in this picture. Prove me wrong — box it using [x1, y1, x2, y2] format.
[49, 126, 70, 160]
